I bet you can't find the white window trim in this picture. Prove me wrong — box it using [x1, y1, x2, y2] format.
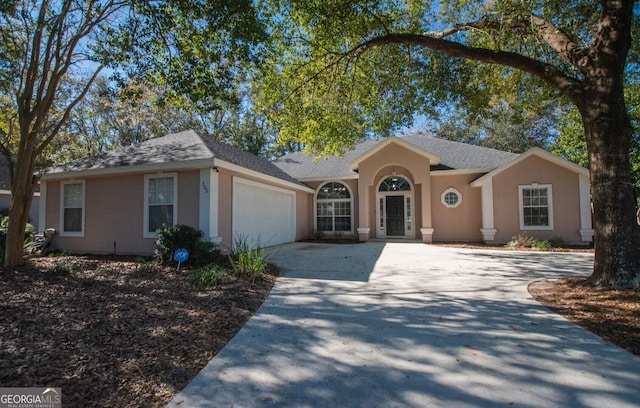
[60, 179, 85, 237]
[374, 175, 415, 239]
[314, 181, 354, 234]
[144, 173, 178, 238]
[441, 187, 462, 208]
[518, 184, 554, 230]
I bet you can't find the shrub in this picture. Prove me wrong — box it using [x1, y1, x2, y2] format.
[507, 233, 534, 248]
[134, 257, 159, 276]
[531, 239, 552, 250]
[48, 259, 73, 276]
[154, 224, 219, 267]
[0, 216, 35, 260]
[228, 236, 269, 281]
[192, 265, 228, 287]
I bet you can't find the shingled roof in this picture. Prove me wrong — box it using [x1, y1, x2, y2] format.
[44, 130, 305, 187]
[273, 132, 519, 180]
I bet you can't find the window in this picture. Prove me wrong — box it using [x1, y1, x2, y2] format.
[144, 174, 177, 237]
[61, 180, 85, 236]
[519, 184, 553, 229]
[379, 177, 411, 192]
[441, 187, 462, 208]
[316, 182, 352, 233]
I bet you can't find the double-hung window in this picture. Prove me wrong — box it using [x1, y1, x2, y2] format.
[61, 180, 85, 236]
[519, 184, 553, 230]
[144, 173, 177, 237]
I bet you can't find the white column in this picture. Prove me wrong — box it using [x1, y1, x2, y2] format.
[199, 168, 221, 243]
[480, 179, 497, 241]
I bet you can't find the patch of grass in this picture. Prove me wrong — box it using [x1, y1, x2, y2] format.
[47, 260, 74, 276]
[191, 265, 229, 288]
[134, 257, 160, 276]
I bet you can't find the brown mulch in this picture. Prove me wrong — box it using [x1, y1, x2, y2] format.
[529, 277, 640, 356]
[0, 256, 276, 407]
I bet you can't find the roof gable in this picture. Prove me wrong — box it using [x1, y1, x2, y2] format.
[42, 130, 307, 189]
[273, 132, 519, 180]
[470, 147, 589, 187]
[348, 137, 441, 170]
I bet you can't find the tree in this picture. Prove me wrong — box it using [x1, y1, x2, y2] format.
[435, 102, 559, 153]
[259, 1, 640, 287]
[0, 0, 264, 267]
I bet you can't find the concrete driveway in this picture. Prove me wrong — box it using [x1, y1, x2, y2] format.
[168, 242, 640, 408]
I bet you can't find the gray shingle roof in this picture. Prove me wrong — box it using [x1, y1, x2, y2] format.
[273, 132, 519, 179]
[44, 130, 304, 186]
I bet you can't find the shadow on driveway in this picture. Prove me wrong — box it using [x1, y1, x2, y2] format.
[168, 243, 640, 408]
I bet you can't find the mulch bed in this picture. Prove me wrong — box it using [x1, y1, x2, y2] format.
[0, 256, 276, 407]
[529, 277, 640, 356]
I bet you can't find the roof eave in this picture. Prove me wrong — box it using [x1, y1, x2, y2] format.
[40, 159, 215, 181]
[214, 159, 314, 193]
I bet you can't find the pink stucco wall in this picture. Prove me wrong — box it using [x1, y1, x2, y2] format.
[46, 170, 199, 256]
[492, 155, 582, 243]
[431, 173, 484, 242]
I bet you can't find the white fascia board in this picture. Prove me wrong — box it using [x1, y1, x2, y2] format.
[214, 159, 315, 193]
[431, 168, 493, 176]
[40, 159, 215, 181]
[471, 147, 589, 188]
[296, 174, 360, 182]
[349, 137, 441, 170]
[0, 189, 40, 196]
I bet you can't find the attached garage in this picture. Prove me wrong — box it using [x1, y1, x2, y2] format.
[232, 177, 296, 248]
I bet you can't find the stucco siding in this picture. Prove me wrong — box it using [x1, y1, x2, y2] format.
[492, 156, 582, 243]
[46, 171, 200, 256]
[431, 174, 484, 242]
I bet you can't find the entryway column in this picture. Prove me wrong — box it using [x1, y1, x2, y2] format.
[419, 171, 433, 243]
[479, 179, 497, 242]
[357, 181, 371, 241]
[199, 168, 222, 244]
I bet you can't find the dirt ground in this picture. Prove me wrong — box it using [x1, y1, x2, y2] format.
[1, 250, 638, 407]
[0, 256, 276, 407]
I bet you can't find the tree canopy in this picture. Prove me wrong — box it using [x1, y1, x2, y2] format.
[258, 0, 640, 287]
[0, 0, 266, 266]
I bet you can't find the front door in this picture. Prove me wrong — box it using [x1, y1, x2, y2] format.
[386, 195, 404, 236]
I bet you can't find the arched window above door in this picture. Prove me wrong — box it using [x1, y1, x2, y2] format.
[379, 176, 411, 192]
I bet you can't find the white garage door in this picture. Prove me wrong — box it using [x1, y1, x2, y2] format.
[232, 178, 296, 248]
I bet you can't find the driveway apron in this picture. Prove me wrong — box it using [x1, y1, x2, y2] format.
[168, 242, 640, 408]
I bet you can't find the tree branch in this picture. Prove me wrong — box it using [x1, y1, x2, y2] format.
[354, 33, 584, 104]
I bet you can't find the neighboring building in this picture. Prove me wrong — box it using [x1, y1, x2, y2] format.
[0, 156, 40, 227]
[39, 130, 593, 255]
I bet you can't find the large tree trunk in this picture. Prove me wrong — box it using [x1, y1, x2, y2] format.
[582, 90, 640, 287]
[5, 137, 37, 268]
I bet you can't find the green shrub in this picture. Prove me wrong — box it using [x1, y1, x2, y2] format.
[531, 239, 552, 250]
[48, 259, 73, 275]
[192, 265, 228, 287]
[154, 224, 219, 267]
[134, 257, 159, 276]
[0, 216, 35, 260]
[228, 236, 269, 281]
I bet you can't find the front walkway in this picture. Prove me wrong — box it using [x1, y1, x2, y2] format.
[168, 242, 640, 407]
